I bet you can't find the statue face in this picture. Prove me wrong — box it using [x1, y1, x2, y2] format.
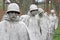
[31, 10, 38, 16]
[39, 12, 43, 17]
[7, 11, 19, 20]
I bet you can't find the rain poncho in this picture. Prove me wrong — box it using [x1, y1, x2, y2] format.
[0, 20, 30, 40]
[20, 15, 30, 25]
[35, 8, 49, 40]
[36, 14, 49, 40]
[47, 13, 58, 40]
[0, 3, 30, 40]
[27, 16, 42, 40]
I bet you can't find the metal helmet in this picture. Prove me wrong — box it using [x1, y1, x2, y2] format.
[30, 4, 38, 11]
[51, 9, 55, 13]
[38, 8, 44, 13]
[7, 3, 20, 13]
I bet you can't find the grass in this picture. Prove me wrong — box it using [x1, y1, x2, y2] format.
[53, 25, 60, 40]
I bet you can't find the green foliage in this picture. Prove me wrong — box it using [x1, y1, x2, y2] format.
[0, 0, 3, 10]
[53, 25, 60, 40]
